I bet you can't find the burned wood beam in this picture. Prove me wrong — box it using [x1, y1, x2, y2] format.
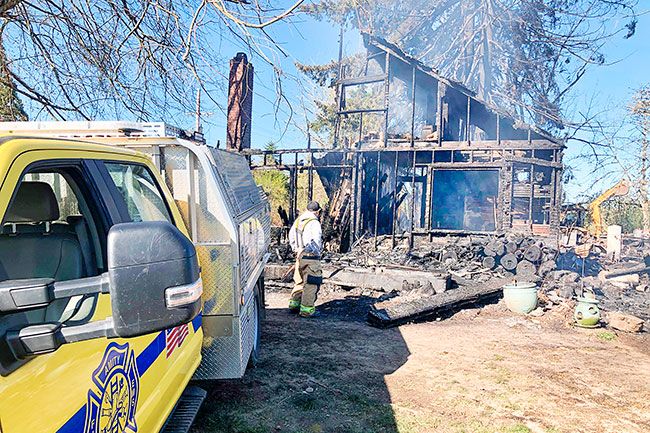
[288, 165, 295, 222]
[374, 151, 381, 249]
[409, 151, 416, 249]
[466, 95, 471, 144]
[250, 164, 354, 170]
[392, 140, 564, 149]
[410, 65, 416, 148]
[496, 113, 501, 145]
[504, 157, 562, 168]
[529, 163, 535, 223]
[358, 112, 364, 147]
[242, 140, 563, 156]
[338, 74, 387, 86]
[391, 151, 399, 247]
[383, 52, 391, 148]
[338, 108, 387, 115]
[350, 152, 359, 246]
[353, 152, 364, 244]
[429, 162, 503, 169]
[437, 81, 444, 147]
[426, 166, 434, 235]
[367, 277, 509, 328]
[292, 153, 299, 219]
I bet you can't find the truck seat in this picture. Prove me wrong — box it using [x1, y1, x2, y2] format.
[0, 181, 84, 282]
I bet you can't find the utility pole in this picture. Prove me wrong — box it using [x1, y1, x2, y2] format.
[195, 88, 202, 133]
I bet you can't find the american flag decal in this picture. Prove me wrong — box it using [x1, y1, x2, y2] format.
[165, 324, 190, 358]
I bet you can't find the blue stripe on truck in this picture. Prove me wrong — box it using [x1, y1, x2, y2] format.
[191, 312, 202, 333]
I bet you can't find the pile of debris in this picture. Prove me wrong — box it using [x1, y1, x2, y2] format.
[264, 232, 648, 332]
[335, 235, 558, 281]
[322, 235, 560, 326]
[478, 237, 558, 279]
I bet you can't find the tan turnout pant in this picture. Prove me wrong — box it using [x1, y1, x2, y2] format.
[290, 253, 322, 315]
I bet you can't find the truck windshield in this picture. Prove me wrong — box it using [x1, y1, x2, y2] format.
[105, 162, 172, 223]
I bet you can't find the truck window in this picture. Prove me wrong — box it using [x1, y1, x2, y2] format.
[1, 168, 104, 281]
[22, 173, 80, 221]
[104, 162, 172, 223]
[0, 165, 107, 338]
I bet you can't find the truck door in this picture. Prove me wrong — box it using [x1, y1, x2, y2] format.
[0, 151, 201, 433]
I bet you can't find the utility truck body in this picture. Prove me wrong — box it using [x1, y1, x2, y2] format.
[0, 121, 271, 433]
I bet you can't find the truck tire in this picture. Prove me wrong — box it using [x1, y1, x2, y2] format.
[247, 279, 264, 369]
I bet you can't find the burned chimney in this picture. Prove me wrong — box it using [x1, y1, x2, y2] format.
[227, 52, 254, 151]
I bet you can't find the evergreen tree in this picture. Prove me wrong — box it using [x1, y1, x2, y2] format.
[0, 36, 27, 121]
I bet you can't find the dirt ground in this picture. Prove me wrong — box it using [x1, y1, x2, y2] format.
[191, 288, 650, 433]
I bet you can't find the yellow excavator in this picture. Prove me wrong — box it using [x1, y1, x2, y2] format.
[588, 179, 630, 236]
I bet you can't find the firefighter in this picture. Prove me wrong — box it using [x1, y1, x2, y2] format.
[288, 201, 323, 317]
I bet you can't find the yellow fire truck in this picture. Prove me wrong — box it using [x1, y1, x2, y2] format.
[0, 121, 270, 433]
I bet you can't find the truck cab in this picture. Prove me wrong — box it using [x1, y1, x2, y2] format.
[0, 136, 203, 433]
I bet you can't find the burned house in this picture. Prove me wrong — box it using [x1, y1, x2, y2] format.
[248, 34, 564, 250]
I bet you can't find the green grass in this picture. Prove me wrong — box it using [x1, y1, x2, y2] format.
[597, 331, 617, 341]
[253, 170, 289, 226]
[505, 424, 532, 433]
[291, 393, 319, 411]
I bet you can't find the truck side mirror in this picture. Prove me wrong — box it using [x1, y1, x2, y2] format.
[108, 221, 202, 337]
[3, 221, 202, 365]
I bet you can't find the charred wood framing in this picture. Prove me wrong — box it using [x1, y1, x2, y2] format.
[245, 33, 564, 251]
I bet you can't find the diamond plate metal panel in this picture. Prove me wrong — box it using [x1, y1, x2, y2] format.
[196, 245, 235, 316]
[194, 295, 257, 380]
[238, 295, 256, 377]
[261, 205, 271, 246]
[239, 209, 267, 294]
[238, 202, 270, 293]
[194, 318, 243, 380]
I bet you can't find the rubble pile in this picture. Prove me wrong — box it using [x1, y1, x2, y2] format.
[333, 235, 559, 283]
[268, 227, 294, 263]
[265, 230, 648, 331]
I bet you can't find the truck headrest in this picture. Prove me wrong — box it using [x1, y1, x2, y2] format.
[3, 181, 60, 223]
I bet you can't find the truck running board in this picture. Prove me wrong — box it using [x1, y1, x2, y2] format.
[161, 386, 207, 433]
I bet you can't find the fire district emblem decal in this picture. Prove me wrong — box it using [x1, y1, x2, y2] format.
[84, 342, 140, 433]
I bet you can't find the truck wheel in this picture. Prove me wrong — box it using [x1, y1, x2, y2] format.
[247, 285, 263, 369]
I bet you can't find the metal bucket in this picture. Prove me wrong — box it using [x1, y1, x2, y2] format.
[502, 281, 538, 314]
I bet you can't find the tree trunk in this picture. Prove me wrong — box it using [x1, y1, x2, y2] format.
[641, 117, 650, 233]
[0, 1, 23, 16]
[461, 1, 475, 83]
[478, 0, 494, 101]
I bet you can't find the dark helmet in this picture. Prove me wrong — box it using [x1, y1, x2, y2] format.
[307, 201, 321, 212]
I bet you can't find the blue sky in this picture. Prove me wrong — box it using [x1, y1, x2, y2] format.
[185, 7, 650, 202]
[561, 10, 650, 201]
